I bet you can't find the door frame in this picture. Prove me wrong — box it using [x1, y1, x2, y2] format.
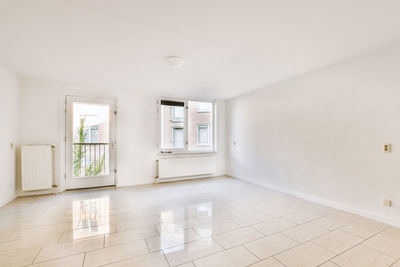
[64, 95, 117, 190]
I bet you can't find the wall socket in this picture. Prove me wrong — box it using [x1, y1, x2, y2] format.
[383, 144, 391, 152]
[383, 199, 392, 207]
[10, 142, 14, 149]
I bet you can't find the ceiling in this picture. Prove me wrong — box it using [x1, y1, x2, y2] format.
[0, 0, 400, 100]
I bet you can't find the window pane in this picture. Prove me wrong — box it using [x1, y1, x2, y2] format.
[160, 102, 185, 150]
[72, 102, 110, 177]
[197, 102, 212, 112]
[173, 128, 184, 148]
[198, 125, 209, 145]
[172, 106, 184, 122]
[188, 101, 213, 151]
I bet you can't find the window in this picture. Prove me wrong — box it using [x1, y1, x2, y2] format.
[172, 106, 184, 122]
[188, 101, 213, 151]
[197, 102, 212, 112]
[172, 127, 184, 148]
[197, 124, 210, 145]
[159, 99, 215, 153]
[160, 100, 185, 150]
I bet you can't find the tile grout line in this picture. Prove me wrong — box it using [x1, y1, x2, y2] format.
[241, 244, 263, 261]
[161, 250, 172, 267]
[82, 252, 86, 267]
[31, 247, 42, 265]
[272, 255, 288, 267]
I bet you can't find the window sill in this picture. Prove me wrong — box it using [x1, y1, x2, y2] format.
[157, 151, 217, 156]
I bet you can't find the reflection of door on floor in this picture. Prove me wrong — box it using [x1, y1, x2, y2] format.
[65, 96, 116, 189]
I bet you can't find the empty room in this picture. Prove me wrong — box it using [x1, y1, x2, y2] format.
[1, 1, 400, 266]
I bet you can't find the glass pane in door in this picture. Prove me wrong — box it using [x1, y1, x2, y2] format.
[72, 102, 110, 177]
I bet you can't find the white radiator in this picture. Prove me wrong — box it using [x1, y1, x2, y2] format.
[157, 156, 217, 180]
[21, 145, 53, 191]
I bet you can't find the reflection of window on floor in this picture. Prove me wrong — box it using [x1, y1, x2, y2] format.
[71, 197, 111, 240]
[197, 124, 210, 145]
[172, 127, 184, 148]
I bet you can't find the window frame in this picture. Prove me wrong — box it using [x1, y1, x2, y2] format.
[157, 98, 216, 154]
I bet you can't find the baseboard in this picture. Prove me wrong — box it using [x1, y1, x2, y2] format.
[155, 171, 226, 184]
[232, 174, 400, 228]
[17, 187, 58, 197]
[0, 194, 16, 207]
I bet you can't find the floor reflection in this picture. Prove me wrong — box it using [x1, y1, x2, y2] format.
[161, 203, 213, 252]
[71, 197, 111, 240]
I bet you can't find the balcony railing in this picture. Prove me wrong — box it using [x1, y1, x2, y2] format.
[72, 143, 109, 177]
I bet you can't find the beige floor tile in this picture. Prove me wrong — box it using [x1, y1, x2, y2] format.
[155, 218, 201, 234]
[363, 231, 400, 258]
[231, 212, 271, 226]
[332, 245, 395, 267]
[146, 228, 200, 252]
[163, 238, 223, 266]
[311, 230, 362, 254]
[105, 226, 158, 247]
[84, 239, 149, 267]
[282, 222, 328, 243]
[101, 252, 169, 267]
[384, 226, 400, 236]
[35, 236, 104, 263]
[0, 234, 60, 256]
[339, 219, 389, 239]
[116, 215, 162, 232]
[252, 218, 296, 236]
[176, 262, 195, 267]
[0, 231, 19, 243]
[283, 211, 323, 224]
[311, 213, 356, 230]
[244, 233, 298, 259]
[213, 226, 264, 249]
[319, 261, 339, 267]
[193, 219, 240, 238]
[275, 242, 335, 267]
[263, 206, 297, 218]
[60, 224, 116, 243]
[193, 246, 259, 267]
[29, 253, 84, 267]
[0, 248, 39, 267]
[249, 257, 285, 267]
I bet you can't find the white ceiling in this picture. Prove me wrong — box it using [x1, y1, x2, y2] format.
[1, 0, 400, 100]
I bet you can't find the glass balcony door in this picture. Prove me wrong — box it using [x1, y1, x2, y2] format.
[65, 96, 116, 189]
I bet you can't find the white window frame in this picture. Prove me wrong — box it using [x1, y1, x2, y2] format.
[197, 124, 210, 146]
[157, 98, 216, 154]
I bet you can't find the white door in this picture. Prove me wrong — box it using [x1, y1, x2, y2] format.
[65, 96, 116, 189]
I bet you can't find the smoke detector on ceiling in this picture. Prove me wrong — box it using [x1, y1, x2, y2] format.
[165, 56, 184, 67]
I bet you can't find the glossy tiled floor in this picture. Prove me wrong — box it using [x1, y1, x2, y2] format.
[1, 176, 400, 267]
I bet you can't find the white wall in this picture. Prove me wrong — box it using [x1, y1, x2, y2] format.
[227, 44, 400, 226]
[18, 79, 226, 190]
[0, 64, 19, 206]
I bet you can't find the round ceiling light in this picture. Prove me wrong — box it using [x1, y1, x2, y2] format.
[165, 56, 184, 67]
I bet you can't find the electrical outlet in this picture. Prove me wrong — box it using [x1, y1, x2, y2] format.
[384, 144, 391, 152]
[10, 142, 14, 149]
[383, 199, 392, 207]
